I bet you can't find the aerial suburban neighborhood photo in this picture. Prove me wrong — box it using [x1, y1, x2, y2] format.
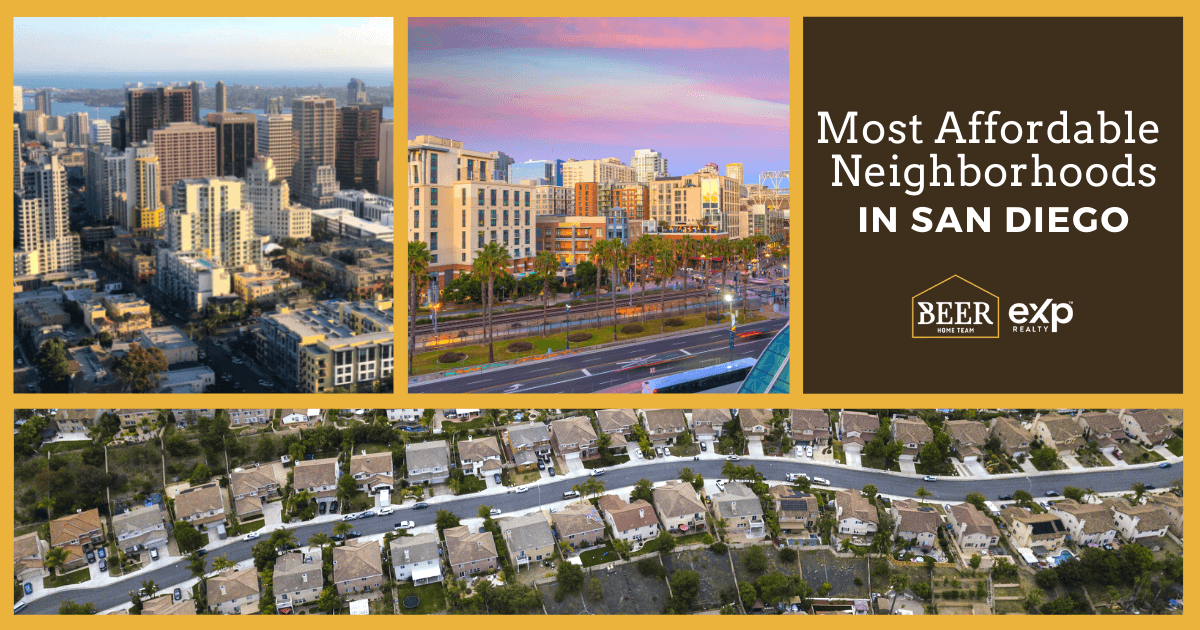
[13, 18, 395, 393]
[407, 18, 790, 394]
[13, 408, 1183, 615]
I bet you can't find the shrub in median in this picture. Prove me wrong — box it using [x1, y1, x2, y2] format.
[620, 324, 644, 334]
[437, 351, 467, 364]
[506, 341, 534, 353]
[567, 332, 592, 343]
[705, 312, 722, 321]
[665, 317, 686, 327]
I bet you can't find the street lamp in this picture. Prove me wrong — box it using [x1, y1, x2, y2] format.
[725, 294, 736, 362]
[431, 302, 442, 339]
[565, 303, 571, 350]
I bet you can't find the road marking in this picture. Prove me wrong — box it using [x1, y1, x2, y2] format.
[581, 369, 592, 376]
[679, 349, 692, 356]
[505, 384, 522, 393]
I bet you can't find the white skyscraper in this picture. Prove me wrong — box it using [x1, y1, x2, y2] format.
[256, 113, 294, 180]
[13, 85, 22, 113]
[167, 177, 262, 270]
[16, 155, 81, 274]
[378, 119, 393, 198]
[632, 148, 669, 182]
[89, 120, 112, 146]
[86, 144, 127, 221]
[244, 156, 311, 240]
[64, 112, 89, 146]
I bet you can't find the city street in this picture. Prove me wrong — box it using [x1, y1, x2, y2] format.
[409, 316, 788, 393]
[17, 454, 1180, 614]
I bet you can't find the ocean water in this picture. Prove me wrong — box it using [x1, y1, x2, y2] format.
[24, 99, 393, 121]
[14, 69, 393, 90]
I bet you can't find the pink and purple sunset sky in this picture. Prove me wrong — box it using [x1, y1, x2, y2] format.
[409, 17, 789, 183]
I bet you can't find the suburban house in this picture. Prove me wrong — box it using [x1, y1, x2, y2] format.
[596, 408, 637, 437]
[892, 418, 934, 464]
[1120, 409, 1173, 446]
[597, 495, 660, 544]
[834, 489, 878, 538]
[1031, 413, 1085, 455]
[14, 532, 47, 584]
[691, 408, 731, 439]
[142, 594, 196, 615]
[989, 417, 1033, 458]
[386, 409, 423, 426]
[59, 545, 87, 572]
[349, 452, 394, 494]
[333, 540, 384, 600]
[943, 420, 989, 461]
[114, 408, 157, 428]
[640, 408, 688, 444]
[653, 480, 707, 535]
[791, 409, 830, 446]
[292, 457, 340, 506]
[1109, 499, 1171, 545]
[1146, 494, 1184, 539]
[54, 409, 100, 435]
[458, 436, 503, 478]
[280, 409, 324, 429]
[273, 552, 323, 613]
[737, 408, 773, 435]
[501, 512, 557, 569]
[551, 503, 606, 549]
[505, 422, 553, 469]
[1000, 507, 1068, 550]
[946, 503, 1000, 551]
[227, 409, 270, 426]
[230, 462, 285, 518]
[549, 415, 599, 459]
[1077, 412, 1125, 453]
[711, 482, 765, 538]
[171, 409, 215, 425]
[208, 566, 261, 615]
[770, 485, 820, 532]
[390, 532, 442, 584]
[405, 440, 452, 484]
[49, 508, 104, 549]
[891, 499, 940, 550]
[1048, 499, 1118, 547]
[443, 525, 499, 578]
[112, 505, 168, 555]
[839, 411, 879, 455]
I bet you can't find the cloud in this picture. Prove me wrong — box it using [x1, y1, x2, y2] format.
[410, 17, 788, 51]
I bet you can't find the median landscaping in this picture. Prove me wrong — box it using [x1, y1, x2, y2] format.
[412, 311, 763, 375]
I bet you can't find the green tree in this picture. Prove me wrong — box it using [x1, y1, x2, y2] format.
[665, 569, 700, 614]
[555, 561, 585, 600]
[187, 552, 208, 580]
[58, 600, 97, 614]
[97, 331, 114, 351]
[964, 492, 988, 512]
[1131, 482, 1148, 503]
[1031, 447, 1060, 470]
[436, 509, 461, 533]
[587, 575, 604, 601]
[653, 529, 677, 554]
[1013, 490, 1034, 506]
[112, 342, 168, 392]
[212, 555, 237, 571]
[862, 484, 878, 497]
[969, 554, 982, 570]
[630, 478, 655, 504]
[317, 585, 340, 614]
[738, 581, 759, 610]
[534, 249, 560, 336]
[653, 238, 679, 333]
[743, 545, 768, 574]
[174, 521, 205, 554]
[1062, 486, 1085, 502]
[1024, 587, 1045, 611]
[35, 338, 71, 392]
[473, 242, 512, 363]
[332, 522, 352, 538]
[45, 545, 69, 574]
[915, 486, 931, 502]
[407, 240, 432, 375]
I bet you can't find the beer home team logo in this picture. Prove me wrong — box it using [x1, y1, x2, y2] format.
[912, 276, 1000, 339]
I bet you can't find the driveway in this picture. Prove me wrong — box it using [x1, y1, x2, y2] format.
[962, 458, 990, 477]
[1103, 451, 1129, 467]
[898, 458, 917, 474]
[1060, 454, 1085, 470]
[1018, 459, 1040, 474]
[747, 437, 765, 458]
[1153, 444, 1179, 461]
[563, 452, 584, 475]
[262, 500, 283, 528]
[844, 449, 863, 468]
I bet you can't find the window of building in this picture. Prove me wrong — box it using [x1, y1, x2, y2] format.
[525, 210, 530, 224]
[430, 154, 438, 184]
[478, 189, 484, 205]
[461, 188, 466, 205]
[461, 232, 466, 249]
[524, 191, 530, 207]
[490, 209, 497, 227]
[430, 209, 438, 228]
[412, 210, 419, 229]
[503, 230, 509, 245]
[502, 190, 509, 206]
[430, 188, 438, 206]
[430, 232, 438, 250]
[414, 188, 420, 205]
[490, 190, 497, 206]
[503, 210, 509, 226]
[477, 210, 484, 227]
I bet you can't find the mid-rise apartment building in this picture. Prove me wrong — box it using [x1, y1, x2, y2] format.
[255, 298, 394, 393]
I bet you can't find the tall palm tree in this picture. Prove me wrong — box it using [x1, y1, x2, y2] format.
[633, 235, 659, 322]
[715, 239, 732, 315]
[533, 250, 559, 337]
[677, 238, 694, 314]
[308, 533, 332, 549]
[915, 486, 931, 503]
[473, 242, 511, 363]
[654, 239, 679, 333]
[333, 522, 352, 538]
[738, 239, 757, 321]
[597, 239, 628, 342]
[589, 239, 610, 331]
[699, 236, 714, 318]
[407, 240, 432, 376]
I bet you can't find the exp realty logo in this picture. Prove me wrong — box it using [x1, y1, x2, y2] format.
[911, 276, 1073, 338]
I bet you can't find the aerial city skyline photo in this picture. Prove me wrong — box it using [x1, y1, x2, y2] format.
[14, 17, 397, 395]
[407, 17, 791, 395]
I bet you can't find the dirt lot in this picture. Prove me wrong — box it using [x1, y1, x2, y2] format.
[798, 550, 870, 598]
[539, 561, 672, 614]
[730, 544, 800, 580]
[105, 441, 165, 506]
[661, 547, 738, 611]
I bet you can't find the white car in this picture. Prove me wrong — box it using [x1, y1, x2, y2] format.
[635, 450, 644, 459]
[396, 521, 415, 529]
[244, 532, 260, 541]
[378, 508, 394, 515]
[490, 508, 502, 516]
[341, 513, 357, 521]
[715, 480, 726, 491]
[795, 446, 804, 458]
[806, 445, 814, 458]
[515, 486, 528, 493]
[726, 455, 740, 461]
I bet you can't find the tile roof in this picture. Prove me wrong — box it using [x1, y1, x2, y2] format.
[640, 408, 687, 433]
[142, 595, 196, 615]
[790, 409, 829, 434]
[712, 482, 764, 520]
[390, 532, 440, 566]
[507, 422, 552, 449]
[551, 503, 606, 538]
[601, 496, 660, 532]
[653, 480, 705, 518]
[550, 416, 598, 447]
[1036, 413, 1085, 448]
[1079, 412, 1123, 435]
[989, 417, 1032, 448]
[596, 409, 638, 433]
[691, 408, 732, 433]
[229, 464, 281, 497]
[835, 489, 878, 525]
[457, 436, 502, 463]
[892, 499, 941, 535]
[737, 408, 773, 431]
[349, 452, 393, 477]
[292, 457, 338, 490]
[112, 505, 165, 537]
[208, 566, 260, 606]
[49, 508, 102, 546]
[333, 540, 383, 582]
[175, 483, 224, 520]
[893, 418, 934, 445]
[769, 486, 819, 520]
[944, 420, 988, 446]
[500, 512, 556, 555]
[14, 532, 43, 575]
[405, 440, 451, 472]
[444, 525, 499, 566]
[1051, 499, 1117, 535]
[840, 411, 879, 445]
[1131, 410, 1172, 442]
[948, 503, 999, 538]
[1112, 500, 1171, 533]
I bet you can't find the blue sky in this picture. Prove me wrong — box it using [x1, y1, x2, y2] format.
[15, 17, 393, 71]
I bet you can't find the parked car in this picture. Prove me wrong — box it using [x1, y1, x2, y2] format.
[563, 490, 581, 499]
[811, 477, 831, 486]
[86, 550, 96, 563]
[319, 502, 327, 515]
[346, 531, 362, 540]
[537, 461, 546, 470]
[726, 455, 740, 461]
[379, 508, 394, 515]
[490, 508, 502, 516]
[22, 583, 31, 595]
[515, 486, 528, 494]
[655, 447, 665, 457]
[1144, 484, 1156, 491]
[97, 548, 106, 559]
[329, 501, 339, 513]
[244, 532, 261, 541]
[807, 445, 814, 458]
[413, 502, 430, 509]
[786, 472, 808, 482]
[494, 474, 503, 484]
[715, 480, 726, 491]
[149, 547, 159, 560]
[331, 533, 346, 542]
[700, 442, 707, 452]
[1044, 490, 1059, 497]
[1159, 462, 1173, 468]
[636, 450, 644, 459]
[341, 513, 357, 521]
[592, 468, 606, 476]
[548, 467, 556, 477]
[998, 494, 1013, 501]
[395, 521, 416, 529]
[196, 549, 208, 557]
[923, 475, 937, 482]
[359, 510, 376, 518]
[99, 560, 107, 573]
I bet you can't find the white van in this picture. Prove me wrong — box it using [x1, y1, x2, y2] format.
[563, 490, 581, 499]
[786, 472, 809, 482]
[811, 477, 831, 486]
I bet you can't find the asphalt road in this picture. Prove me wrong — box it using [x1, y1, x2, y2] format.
[409, 316, 789, 394]
[20, 456, 1180, 614]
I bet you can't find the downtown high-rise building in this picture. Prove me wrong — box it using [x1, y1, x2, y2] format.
[377, 119, 393, 198]
[13, 124, 21, 191]
[631, 148, 668, 182]
[189, 81, 202, 123]
[125, 86, 193, 144]
[509, 159, 563, 186]
[13, 86, 22, 113]
[85, 144, 127, 222]
[214, 81, 227, 112]
[725, 162, 744, 184]
[291, 96, 337, 208]
[245, 155, 311, 240]
[347, 78, 367, 104]
[90, 120, 112, 146]
[561, 157, 637, 189]
[489, 151, 514, 181]
[206, 111, 256, 179]
[124, 141, 164, 232]
[335, 105, 380, 193]
[35, 89, 51, 116]
[265, 96, 284, 114]
[64, 112, 89, 146]
[16, 154, 81, 275]
[149, 122, 216, 205]
[256, 113, 294, 180]
[167, 177, 262, 270]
